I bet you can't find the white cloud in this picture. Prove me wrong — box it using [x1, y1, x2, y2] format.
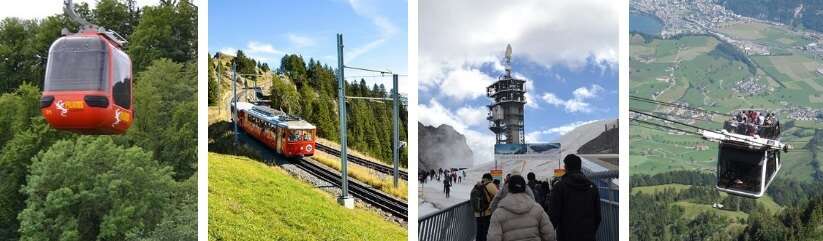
[514, 73, 539, 109]
[418, 99, 467, 132]
[456, 106, 488, 128]
[418, 100, 496, 164]
[420, 0, 618, 74]
[541, 93, 565, 106]
[540, 84, 603, 113]
[573, 85, 604, 99]
[287, 33, 316, 48]
[439, 68, 495, 100]
[247, 41, 283, 55]
[526, 120, 598, 142]
[219, 48, 238, 55]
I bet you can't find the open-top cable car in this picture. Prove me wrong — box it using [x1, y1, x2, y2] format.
[40, 0, 132, 135]
[630, 96, 790, 199]
[702, 113, 786, 198]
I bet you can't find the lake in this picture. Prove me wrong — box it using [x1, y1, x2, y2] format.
[630, 12, 663, 36]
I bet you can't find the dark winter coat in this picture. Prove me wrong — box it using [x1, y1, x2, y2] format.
[549, 171, 601, 241]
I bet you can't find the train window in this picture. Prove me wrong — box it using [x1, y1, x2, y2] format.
[112, 49, 131, 108]
[44, 37, 107, 91]
[288, 130, 299, 142]
[717, 144, 764, 194]
[303, 131, 312, 141]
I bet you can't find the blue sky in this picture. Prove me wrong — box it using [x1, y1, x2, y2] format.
[418, 0, 619, 164]
[209, 0, 408, 93]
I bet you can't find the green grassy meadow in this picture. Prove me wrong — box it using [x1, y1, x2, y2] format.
[208, 152, 407, 241]
[630, 33, 823, 181]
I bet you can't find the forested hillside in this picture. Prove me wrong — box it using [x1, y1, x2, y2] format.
[631, 170, 823, 241]
[722, 0, 823, 32]
[208, 52, 408, 167]
[0, 0, 197, 240]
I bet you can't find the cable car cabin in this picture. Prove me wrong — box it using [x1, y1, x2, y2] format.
[40, 29, 132, 134]
[235, 102, 316, 158]
[714, 110, 783, 198]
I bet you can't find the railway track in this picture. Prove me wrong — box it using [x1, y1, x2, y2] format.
[295, 157, 408, 220]
[316, 143, 408, 180]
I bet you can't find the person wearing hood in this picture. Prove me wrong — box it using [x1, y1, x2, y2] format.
[549, 154, 601, 241]
[490, 170, 535, 213]
[487, 175, 556, 241]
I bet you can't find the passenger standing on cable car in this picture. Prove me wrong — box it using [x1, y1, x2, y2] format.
[549, 154, 601, 241]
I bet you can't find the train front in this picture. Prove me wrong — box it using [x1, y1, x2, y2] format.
[283, 120, 316, 157]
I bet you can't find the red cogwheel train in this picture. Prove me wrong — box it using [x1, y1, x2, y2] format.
[234, 102, 316, 158]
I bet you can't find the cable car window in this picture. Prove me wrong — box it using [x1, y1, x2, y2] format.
[766, 151, 777, 182]
[112, 49, 131, 108]
[717, 144, 765, 194]
[44, 37, 108, 91]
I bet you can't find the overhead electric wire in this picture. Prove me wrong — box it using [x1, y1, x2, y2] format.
[630, 108, 781, 146]
[630, 95, 732, 117]
[631, 118, 701, 136]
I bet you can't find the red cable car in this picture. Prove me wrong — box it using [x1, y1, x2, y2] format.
[40, 27, 133, 135]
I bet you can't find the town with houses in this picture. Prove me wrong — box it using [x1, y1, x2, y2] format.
[632, 0, 823, 122]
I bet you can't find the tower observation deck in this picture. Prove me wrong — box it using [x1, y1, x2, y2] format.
[487, 44, 526, 144]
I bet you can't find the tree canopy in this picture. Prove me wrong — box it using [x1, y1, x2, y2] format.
[0, 0, 197, 239]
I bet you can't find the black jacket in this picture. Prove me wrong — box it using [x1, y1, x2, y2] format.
[549, 171, 601, 241]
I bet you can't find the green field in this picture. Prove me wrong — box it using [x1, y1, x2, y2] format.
[718, 22, 812, 49]
[631, 184, 783, 214]
[630, 33, 823, 181]
[208, 153, 407, 241]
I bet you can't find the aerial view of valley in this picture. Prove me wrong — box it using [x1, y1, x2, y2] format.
[630, 0, 823, 240]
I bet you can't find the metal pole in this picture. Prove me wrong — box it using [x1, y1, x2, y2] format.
[337, 33, 352, 208]
[233, 61, 238, 144]
[392, 74, 400, 187]
[217, 61, 221, 116]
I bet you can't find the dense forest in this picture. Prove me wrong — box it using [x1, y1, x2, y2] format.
[208, 52, 409, 167]
[631, 170, 823, 241]
[0, 0, 197, 240]
[721, 0, 823, 32]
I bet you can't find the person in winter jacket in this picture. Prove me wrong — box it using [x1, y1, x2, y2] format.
[487, 175, 556, 241]
[527, 172, 545, 205]
[474, 173, 499, 241]
[549, 154, 601, 241]
[490, 170, 534, 213]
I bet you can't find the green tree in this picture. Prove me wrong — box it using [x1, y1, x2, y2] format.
[270, 75, 300, 114]
[93, 0, 137, 39]
[208, 53, 219, 105]
[128, 0, 196, 71]
[18, 136, 176, 241]
[128, 59, 197, 180]
[0, 118, 66, 240]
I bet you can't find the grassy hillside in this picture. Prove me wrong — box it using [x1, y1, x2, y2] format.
[630, 33, 823, 181]
[208, 153, 406, 241]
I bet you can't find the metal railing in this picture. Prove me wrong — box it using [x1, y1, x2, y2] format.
[418, 170, 619, 241]
[589, 170, 619, 241]
[418, 200, 475, 241]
